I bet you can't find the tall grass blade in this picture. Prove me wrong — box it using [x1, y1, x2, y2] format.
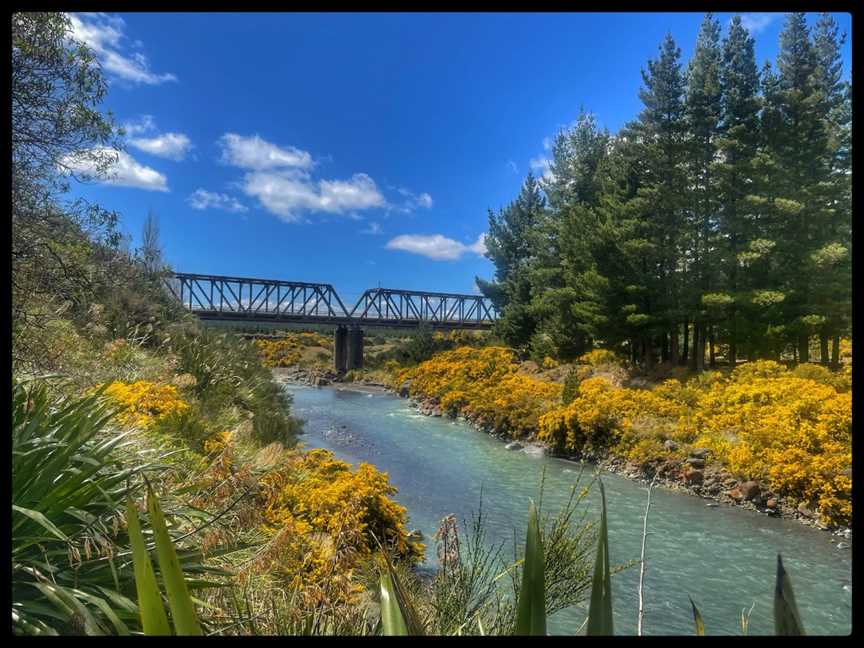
[774, 555, 805, 635]
[146, 484, 202, 636]
[586, 479, 613, 635]
[125, 496, 171, 635]
[515, 498, 546, 635]
[379, 570, 409, 635]
[377, 547, 425, 635]
[688, 595, 705, 635]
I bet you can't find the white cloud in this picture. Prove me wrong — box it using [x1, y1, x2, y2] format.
[385, 233, 487, 261]
[738, 13, 785, 35]
[391, 187, 434, 213]
[241, 169, 384, 222]
[61, 147, 168, 192]
[219, 133, 313, 171]
[130, 133, 192, 161]
[67, 13, 177, 85]
[530, 155, 554, 180]
[187, 189, 247, 213]
[122, 114, 156, 136]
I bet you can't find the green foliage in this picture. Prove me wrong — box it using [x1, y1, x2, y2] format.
[586, 479, 614, 636]
[514, 500, 546, 635]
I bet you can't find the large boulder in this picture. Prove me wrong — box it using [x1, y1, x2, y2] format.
[739, 481, 761, 501]
[399, 380, 412, 398]
[685, 457, 705, 469]
[663, 439, 679, 452]
[689, 447, 711, 460]
[505, 441, 523, 451]
[683, 467, 704, 485]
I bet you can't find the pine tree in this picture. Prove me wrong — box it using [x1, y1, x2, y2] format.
[715, 15, 762, 366]
[684, 14, 723, 370]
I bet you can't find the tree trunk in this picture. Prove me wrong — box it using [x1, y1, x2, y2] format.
[798, 333, 810, 364]
[682, 323, 690, 367]
[729, 317, 737, 367]
[661, 333, 669, 363]
[709, 326, 716, 368]
[820, 333, 829, 366]
[831, 335, 840, 369]
[695, 323, 705, 372]
[689, 324, 698, 371]
[670, 327, 680, 366]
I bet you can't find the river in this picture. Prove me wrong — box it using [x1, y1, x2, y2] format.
[283, 383, 852, 636]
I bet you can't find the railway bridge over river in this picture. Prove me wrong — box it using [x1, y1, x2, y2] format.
[165, 272, 497, 372]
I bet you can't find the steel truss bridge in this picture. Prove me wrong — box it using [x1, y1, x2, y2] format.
[165, 272, 497, 331]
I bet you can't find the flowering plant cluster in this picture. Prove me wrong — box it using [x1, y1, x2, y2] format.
[391, 346, 562, 436]
[102, 380, 190, 428]
[538, 360, 851, 525]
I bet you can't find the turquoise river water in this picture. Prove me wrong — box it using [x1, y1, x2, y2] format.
[283, 384, 852, 636]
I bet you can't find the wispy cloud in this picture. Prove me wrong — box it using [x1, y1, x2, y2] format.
[219, 133, 313, 171]
[508, 160, 518, 174]
[217, 133, 429, 223]
[130, 133, 192, 161]
[385, 233, 486, 261]
[67, 13, 177, 85]
[241, 169, 385, 222]
[529, 155, 553, 180]
[390, 188, 434, 214]
[60, 147, 168, 192]
[360, 221, 382, 235]
[738, 13, 785, 35]
[187, 189, 247, 213]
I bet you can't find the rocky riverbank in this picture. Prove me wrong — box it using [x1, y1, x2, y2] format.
[273, 366, 852, 544]
[401, 383, 852, 543]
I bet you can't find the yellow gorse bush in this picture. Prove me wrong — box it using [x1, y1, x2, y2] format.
[254, 332, 332, 367]
[255, 339, 302, 367]
[102, 380, 190, 429]
[257, 448, 422, 603]
[390, 346, 562, 436]
[538, 359, 852, 526]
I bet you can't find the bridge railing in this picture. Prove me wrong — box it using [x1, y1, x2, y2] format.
[164, 273, 497, 328]
[348, 288, 496, 325]
[165, 273, 352, 319]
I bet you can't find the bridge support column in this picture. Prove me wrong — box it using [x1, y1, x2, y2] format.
[347, 326, 364, 370]
[334, 325, 348, 373]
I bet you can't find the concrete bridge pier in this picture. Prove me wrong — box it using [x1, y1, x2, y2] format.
[334, 325, 348, 372]
[347, 326, 364, 370]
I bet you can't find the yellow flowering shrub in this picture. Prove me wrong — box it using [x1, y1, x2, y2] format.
[102, 380, 189, 428]
[691, 364, 852, 525]
[390, 346, 561, 435]
[254, 332, 332, 367]
[258, 448, 422, 601]
[255, 339, 302, 367]
[539, 359, 852, 525]
[577, 349, 621, 366]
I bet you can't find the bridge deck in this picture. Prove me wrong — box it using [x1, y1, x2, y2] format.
[166, 272, 496, 330]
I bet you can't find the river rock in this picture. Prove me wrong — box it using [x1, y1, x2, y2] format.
[728, 488, 744, 502]
[765, 498, 777, 510]
[685, 457, 705, 469]
[739, 481, 761, 501]
[399, 380, 412, 397]
[797, 501, 817, 519]
[837, 542, 850, 550]
[689, 447, 710, 460]
[663, 439, 679, 452]
[683, 467, 704, 485]
[706, 502, 719, 508]
[505, 441, 523, 451]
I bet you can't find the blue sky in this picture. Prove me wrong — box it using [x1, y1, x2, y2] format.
[64, 12, 852, 304]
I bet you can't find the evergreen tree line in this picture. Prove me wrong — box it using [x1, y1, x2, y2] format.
[478, 13, 851, 371]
